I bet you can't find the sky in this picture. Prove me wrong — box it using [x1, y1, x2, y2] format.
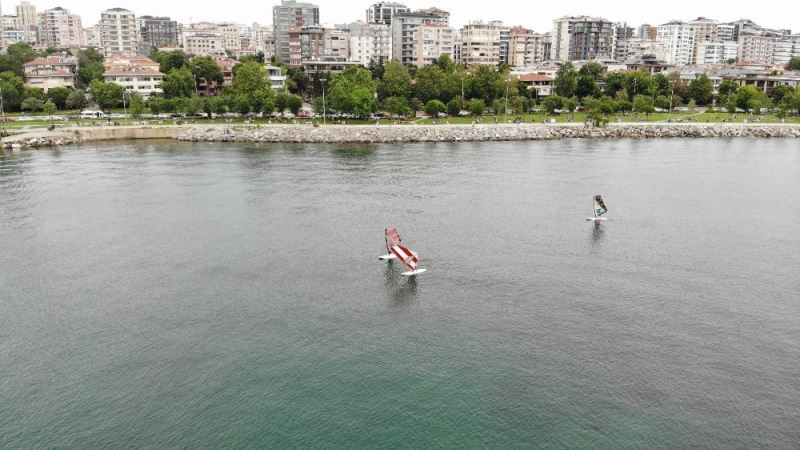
[19, 0, 795, 32]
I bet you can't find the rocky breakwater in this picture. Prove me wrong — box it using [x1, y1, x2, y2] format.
[177, 123, 800, 144]
[2, 131, 82, 150]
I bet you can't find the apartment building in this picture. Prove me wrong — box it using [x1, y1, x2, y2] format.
[348, 21, 391, 65]
[138, 16, 178, 55]
[655, 21, 695, 65]
[100, 8, 139, 54]
[412, 23, 453, 67]
[460, 20, 503, 66]
[273, 0, 320, 64]
[508, 27, 550, 67]
[695, 41, 738, 65]
[391, 8, 449, 66]
[38, 7, 84, 48]
[366, 2, 410, 25]
[552, 16, 614, 61]
[23, 54, 78, 91]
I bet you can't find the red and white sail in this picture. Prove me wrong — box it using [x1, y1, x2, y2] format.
[390, 244, 419, 271]
[385, 228, 402, 251]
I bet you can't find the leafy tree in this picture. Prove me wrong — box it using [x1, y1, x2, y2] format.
[21, 96, 44, 112]
[287, 68, 310, 96]
[624, 71, 653, 100]
[425, 99, 446, 117]
[578, 61, 606, 80]
[43, 99, 57, 117]
[436, 54, 455, 73]
[604, 72, 626, 98]
[576, 75, 598, 99]
[66, 89, 88, 110]
[232, 61, 270, 98]
[162, 67, 195, 99]
[23, 87, 46, 101]
[46, 87, 71, 110]
[771, 84, 794, 104]
[687, 99, 697, 113]
[383, 96, 411, 118]
[0, 72, 25, 112]
[587, 109, 609, 127]
[688, 74, 714, 105]
[470, 65, 502, 104]
[510, 96, 527, 114]
[718, 79, 739, 102]
[236, 96, 251, 115]
[554, 62, 578, 98]
[542, 95, 564, 114]
[189, 56, 224, 88]
[328, 66, 376, 116]
[90, 80, 123, 111]
[151, 50, 189, 74]
[467, 98, 485, 117]
[146, 97, 163, 115]
[78, 47, 104, 66]
[786, 57, 800, 71]
[262, 99, 275, 116]
[379, 60, 412, 100]
[7, 42, 37, 64]
[367, 59, 385, 80]
[77, 62, 105, 88]
[414, 64, 445, 103]
[129, 92, 145, 116]
[185, 96, 205, 116]
[492, 99, 506, 115]
[734, 85, 772, 113]
[633, 95, 655, 114]
[563, 96, 579, 113]
[211, 97, 227, 115]
[652, 73, 671, 97]
[275, 92, 288, 114]
[287, 95, 302, 115]
[446, 99, 461, 117]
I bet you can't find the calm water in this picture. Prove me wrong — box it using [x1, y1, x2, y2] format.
[2, 139, 800, 448]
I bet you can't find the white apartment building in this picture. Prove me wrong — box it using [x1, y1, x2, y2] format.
[460, 20, 503, 66]
[184, 32, 226, 56]
[738, 34, 775, 64]
[717, 23, 735, 42]
[16, 0, 38, 42]
[413, 23, 453, 67]
[552, 16, 614, 61]
[100, 8, 139, 54]
[217, 23, 242, 51]
[391, 8, 449, 66]
[656, 21, 696, 66]
[38, 7, 84, 48]
[84, 25, 102, 48]
[103, 66, 164, 98]
[772, 35, 800, 67]
[366, 2, 410, 25]
[615, 38, 669, 62]
[695, 41, 739, 65]
[348, 21, 391, 65]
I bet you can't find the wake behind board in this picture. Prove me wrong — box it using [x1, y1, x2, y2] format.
[402, 269, 427, 277]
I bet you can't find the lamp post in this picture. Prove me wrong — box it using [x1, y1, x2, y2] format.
[669, 80, 675, 117]
[505, 73, 510, 124]
[122, 89, 127, 120]
[320, 78, 327, 125]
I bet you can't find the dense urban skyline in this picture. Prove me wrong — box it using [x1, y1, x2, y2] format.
[17, 0, 796, 32]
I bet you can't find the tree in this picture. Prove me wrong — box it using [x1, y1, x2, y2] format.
[771, 84, 794, 104]
[151, 50, 189, 74]
[604, 72, 626, 98]
[470, 65, 502, 104]
[688, 74, 714, 105]
[21, 96, 44, 112]
[275, 92, 288, 115]
[554, 62, 578, 98]
[189, 56, 224, 88]
[287, 95, 302, 115]
[184, 96, 205, 116]
[687, 99, 697, 113]
[383, 96, 410, 118]
[633, 95, 655, 114]
[424, 99, 446, 118]
[129, 92, 145, 116]
[162, 67, 195, 99]
[576, 75, 598, 99]
[236, 96, 251, 115]
[492, 99, 506, 115]
[467, 98, 485, 117]
[786, 57, 800, 71]
[328, 66, 376, 116]
[45, 87, 71, 110]
[232, 61, 270, 99]
[510, 96, 527, 114]
[652, 73, 671, 97]
[90, 80, 123, 111]
[718, 80, 739, 103]
[43, 99, 57, 117]
[734, 85, 772, 113]
[578, 61, 606, 80]
[542, 95, 565, 114]
[211, 97, 227, 115]
[379, 60, 412, 100]
[66, 89, 88, 110]
[563, 96, 579, 113]
[0, 72, 25, 112]
[446, 99, 461, 117]
[414, 64, 445, 103]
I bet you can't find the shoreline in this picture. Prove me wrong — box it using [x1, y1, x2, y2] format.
[3, 123, 800, 150]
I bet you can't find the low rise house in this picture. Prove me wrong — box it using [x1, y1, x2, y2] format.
[23, 54, 79, 91]
[103, 55, 164, 98]
[515, 73, 555, 97]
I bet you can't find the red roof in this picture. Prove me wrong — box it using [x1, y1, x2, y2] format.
[517, 74, 554, 82]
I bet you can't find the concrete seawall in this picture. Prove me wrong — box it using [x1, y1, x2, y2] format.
[3, 123, 800, 150]
[2, 125, 191, 150]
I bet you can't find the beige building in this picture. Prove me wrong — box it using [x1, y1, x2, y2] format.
[655, 21, 696, 66]
[391, 8, 449, 66]
[508, 27, 549, 67]
[100, 8, 139, 54]
[460, 20, 502, 66]
[323, 27, 350, 59]
[615, 38, 669, 62]
[184, 32, 226, 56]
[38, 7, 84, 48]
[217, 23, 242, 51]
[413, 23, 453, 66]
[16, 0, 38, 43]
[738, 34, 775, 64]
[23, 54, 78, 91]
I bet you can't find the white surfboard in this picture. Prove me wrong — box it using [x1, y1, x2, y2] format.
[378, 254, 397, 260]
[586, 217, 608, 222]
[588, 195, 609, 222]
[401, 269, 427, 277]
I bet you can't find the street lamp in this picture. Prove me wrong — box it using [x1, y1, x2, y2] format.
[669, 80, 675, 116]
[505, 73, 510, 124]
[319, 78, 327, 125]
[122, 89, 128, 120]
